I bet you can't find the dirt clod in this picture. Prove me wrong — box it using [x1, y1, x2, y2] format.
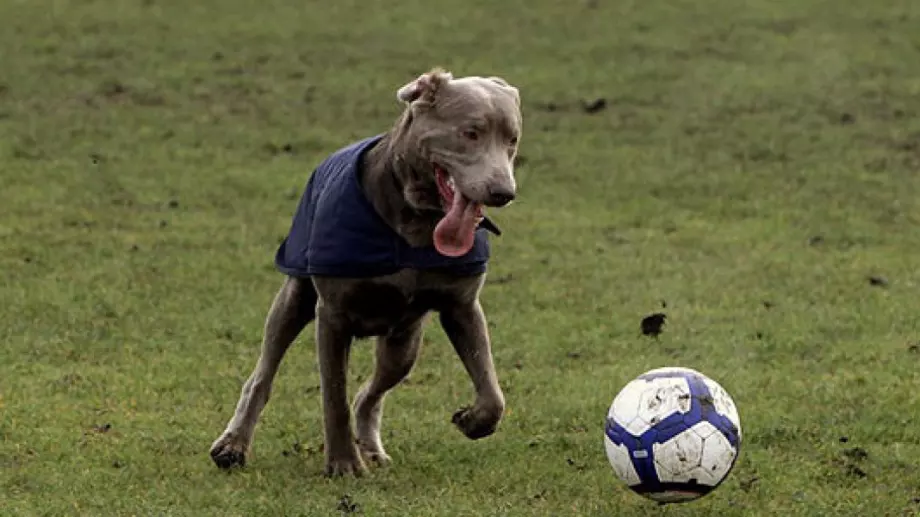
[581, 98, 607, 114]
[845, 464, 867, 478]
[337, 494, 360, 514]
[738, 476, 759, 492]
[641, 313, 667, 338]
[842, 447, 868, 462]
[490, 274, 513, 285]
[565, 457, 586, 471]
[867, 275, 888, 287]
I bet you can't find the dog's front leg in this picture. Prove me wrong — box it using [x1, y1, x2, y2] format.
[439, 300, 505, 439]
[316, 302, 366, 477]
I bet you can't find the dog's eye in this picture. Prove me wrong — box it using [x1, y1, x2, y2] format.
[463, 130, 479, 141]
[509, 136, 518, 146]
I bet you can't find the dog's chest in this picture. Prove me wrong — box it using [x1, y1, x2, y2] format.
[339, 276, 452, 338]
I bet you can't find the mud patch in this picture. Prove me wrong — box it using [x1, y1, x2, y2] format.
[641, 312, 666, 338]
[336, 494, 360, 514]
[581, 98, 607, 114]
[867, 275, 888, 287]
[95, 80, 166, 106]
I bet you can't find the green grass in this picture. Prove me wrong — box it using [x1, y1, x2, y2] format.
[2, 0, 920, 515]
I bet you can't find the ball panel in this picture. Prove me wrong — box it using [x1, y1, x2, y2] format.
[702, 377, 742, 439]
[652, 429, 704, 483]
[603, 436, 642, 486]
[688, 420, 718, 440]
[699, 430, 739, 485]
[609, 380, 653, 435]
[634, 377, 693, 430]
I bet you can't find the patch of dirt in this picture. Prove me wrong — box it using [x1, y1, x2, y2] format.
[264, 142, 294, 156]
[837, 112, 856, 125]
[641, 312, 666, 338]
[580, 98, 607, 114]
[337, 494, 360, 514]
[565, 457, 586, 471]
[867, 275, 888, 287]
[533, 101, 559, 113]
[488, 274, 514, 285]
[738, 475, 760, 492]
[94, 80, 166, 107]
[833, 446, 869, 479]
[842, 447, 868, 462]
[89, 423, 112, 434]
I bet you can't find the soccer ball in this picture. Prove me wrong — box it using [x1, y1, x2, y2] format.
[603, 366, 742, 504]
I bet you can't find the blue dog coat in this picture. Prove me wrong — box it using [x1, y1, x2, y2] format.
[274, 135, 491, 278]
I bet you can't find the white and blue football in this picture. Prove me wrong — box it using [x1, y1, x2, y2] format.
[604, 366, 742, 504]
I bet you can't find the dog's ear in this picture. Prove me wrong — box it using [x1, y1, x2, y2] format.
[396, 67, 453, 104]
[487, 76, 510, 87]
[488, 76, 520, 105]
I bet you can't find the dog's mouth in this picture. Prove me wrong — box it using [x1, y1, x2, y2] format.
[432, 165, 485, 257]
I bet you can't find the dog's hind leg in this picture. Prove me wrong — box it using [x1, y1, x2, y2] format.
[352, 317, 425, 466]
[210, 275, 316, 469]
[439, 300, 506, 440]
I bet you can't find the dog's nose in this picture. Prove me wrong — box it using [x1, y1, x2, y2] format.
[486, 188, 516, 207]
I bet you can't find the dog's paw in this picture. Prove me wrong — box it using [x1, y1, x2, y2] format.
[210, 432, 249, 469]
[357, 439, 392, 466]
[452, 404, 502, 440]
[324, 448, 368, 477]
[363, 450, 393, 466]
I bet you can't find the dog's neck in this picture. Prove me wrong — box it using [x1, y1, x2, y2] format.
[360, 128, 442, 248]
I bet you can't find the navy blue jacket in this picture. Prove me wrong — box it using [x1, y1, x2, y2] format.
[274, 135, 491, 278]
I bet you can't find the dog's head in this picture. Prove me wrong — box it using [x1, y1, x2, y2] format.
[392, 68, 522, 257]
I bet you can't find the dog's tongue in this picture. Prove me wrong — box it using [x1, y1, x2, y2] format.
[434, 192, 482, 257]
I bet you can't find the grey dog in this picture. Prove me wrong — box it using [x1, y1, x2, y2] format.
[209, 67, 523, 476]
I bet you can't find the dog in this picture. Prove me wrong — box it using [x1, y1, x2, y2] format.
[209, 67, 523, 476]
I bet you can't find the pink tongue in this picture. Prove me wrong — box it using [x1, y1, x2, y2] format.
[434, 192, 481, 257]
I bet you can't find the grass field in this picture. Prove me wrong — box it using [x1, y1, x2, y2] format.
[2, 0, 920, 515]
